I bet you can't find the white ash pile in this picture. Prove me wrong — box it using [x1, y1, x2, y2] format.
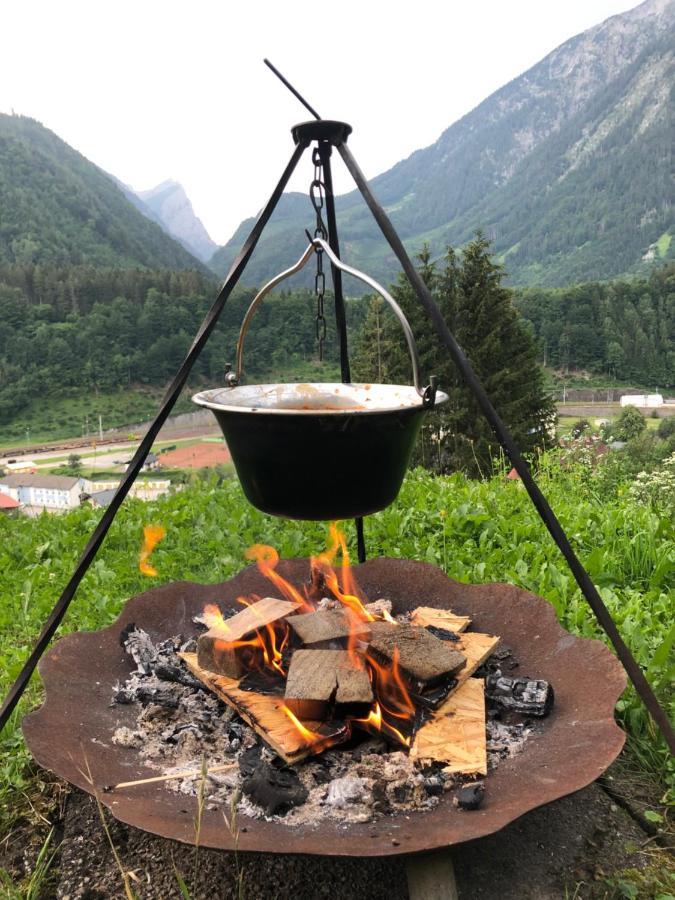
[109, 581, 553, 828]
[111, 626, 450, 824]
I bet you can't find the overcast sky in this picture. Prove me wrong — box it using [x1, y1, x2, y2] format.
[1, 0, 640, 245]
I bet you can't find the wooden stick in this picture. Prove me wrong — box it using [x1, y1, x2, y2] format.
[108, 761, 238, 791]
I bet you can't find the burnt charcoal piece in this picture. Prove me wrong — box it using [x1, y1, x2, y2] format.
[423, 773, 445, 797]
[371, 779, 391, 815]
[393, 785, 410, 803]
[154, 663, 204, 691]
[238, 746, 262, 777]
[239, 750, 308, 816]
[238, 669, 286, 695]
[425, 625, 459, 642]
[485, 674, 554, 717]
[456, 781, 485, 810]
[410, 679, 458, 711]
[134, 685, 179, 708]
[112, 688, 134, 705]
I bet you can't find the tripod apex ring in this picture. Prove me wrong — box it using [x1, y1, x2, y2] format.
[292, 120, 352, 146]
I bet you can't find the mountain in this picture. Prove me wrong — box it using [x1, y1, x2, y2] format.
[0, 114, 205, 270]
[136, 180, 218, 262]
[210, 0, 674, 288]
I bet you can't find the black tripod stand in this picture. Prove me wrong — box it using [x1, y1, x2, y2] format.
[1, 72, 672, 757]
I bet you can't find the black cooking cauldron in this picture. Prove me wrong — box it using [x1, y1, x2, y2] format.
[193, 382, 447, 520]
[192, 238, 446, 520]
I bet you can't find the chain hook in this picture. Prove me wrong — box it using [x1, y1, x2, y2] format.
[309, 143, 328, 359]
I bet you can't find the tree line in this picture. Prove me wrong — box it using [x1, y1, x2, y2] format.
[0, 255, 672, 446]
[514, 265, 674, 386]
[0, 264, 364, 424]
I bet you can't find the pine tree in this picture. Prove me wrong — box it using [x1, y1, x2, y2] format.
[353, 234, 555, 477]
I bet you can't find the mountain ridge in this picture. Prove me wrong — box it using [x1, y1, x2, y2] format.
[210, 0, 674, 287]
[0, 113, 206, 271]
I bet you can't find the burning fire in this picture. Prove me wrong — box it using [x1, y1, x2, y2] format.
[311, 523, 373, 623]
[197, 523, 416, 746]
[139, 524, 166, 577]
[245, 544, 313, 612]
[204, 596, 290, 678]
[360, 648, 416, 746]
[202, 525, 417, 748]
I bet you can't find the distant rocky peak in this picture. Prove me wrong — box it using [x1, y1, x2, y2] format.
[136, 181, 217, 263]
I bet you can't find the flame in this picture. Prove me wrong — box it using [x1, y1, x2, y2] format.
[196, 526, 420, 749]
[201, 603, 231, 632]
[360, 648, 416, 746]
[310, 523, 373, 622]
[245, 545, 313, 611]
[139, 524, 166, 577]
[281, 704, 323, 745]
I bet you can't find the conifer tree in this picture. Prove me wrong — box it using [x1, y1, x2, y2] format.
[353, 233, 555, 477]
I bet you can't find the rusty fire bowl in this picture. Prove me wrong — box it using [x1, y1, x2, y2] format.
[23, 559, 626, 857]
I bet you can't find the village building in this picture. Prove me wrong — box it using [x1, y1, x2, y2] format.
[0, 474, 85, 513]
[0, 493, 20, 514]
[620, 393, 663, 408]
[82, 478, 172, 502]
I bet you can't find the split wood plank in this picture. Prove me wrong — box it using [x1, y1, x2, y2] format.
[285, 608, 371, 648]
[284, 649, 373, 719]
[368, 623, 467, 688]
[410, 606, 471, 634]
[410, 677, 487, 775]
[197, 597, 298, 678]
[180, 652, 349, 764]
[446, 631, 500, 690]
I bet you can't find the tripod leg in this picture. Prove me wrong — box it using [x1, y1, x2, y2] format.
[0, 140, 310, 733]
[337, 141, 674, 754]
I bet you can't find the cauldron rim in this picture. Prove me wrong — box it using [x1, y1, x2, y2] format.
[193, 382, 449, 417]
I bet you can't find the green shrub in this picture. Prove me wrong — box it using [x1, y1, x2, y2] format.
[612, 406, 647, 441]
[657, 416, 675, 439]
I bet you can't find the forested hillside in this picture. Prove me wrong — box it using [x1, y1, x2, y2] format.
[210, 0, 674, 287]
[1, 254, 671, 445]
[0, 264, 367, 432]
[515, 265, 675, 385]
[0, 114, 204, 270]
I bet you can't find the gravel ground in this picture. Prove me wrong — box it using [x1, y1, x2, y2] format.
[51, 776, 655, 900]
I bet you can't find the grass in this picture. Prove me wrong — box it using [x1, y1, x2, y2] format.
[0, 452, 672, 888]
[557, 415, 663, 436]
[655, 231, 672, 259]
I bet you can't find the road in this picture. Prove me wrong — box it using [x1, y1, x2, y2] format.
[1, 410, 222, 470]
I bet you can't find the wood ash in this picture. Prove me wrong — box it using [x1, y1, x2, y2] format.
[110, 622, 544, 827]
[111, 626, 449, 825]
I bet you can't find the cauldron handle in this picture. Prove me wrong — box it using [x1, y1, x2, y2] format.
[229, 238, 430, 401]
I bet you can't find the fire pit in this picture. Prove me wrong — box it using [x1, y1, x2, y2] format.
[23, 556, 626, 857]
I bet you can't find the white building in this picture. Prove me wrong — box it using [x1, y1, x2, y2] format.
[0, 474, 84, 511]
[620, 394, 663, 408]
[4, 459, 37, 473]
[82, 478, 172, 502]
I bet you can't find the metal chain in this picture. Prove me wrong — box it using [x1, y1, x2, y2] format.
[310, 146, 328, 360]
